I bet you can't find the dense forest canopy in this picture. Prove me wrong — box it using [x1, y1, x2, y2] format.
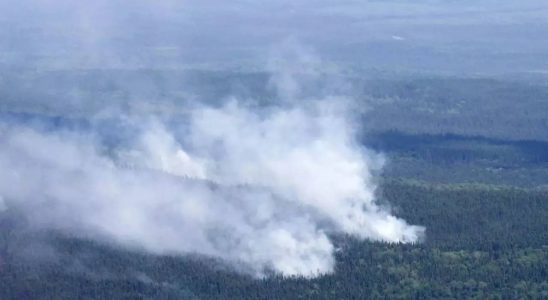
[1, 0, 548, 299]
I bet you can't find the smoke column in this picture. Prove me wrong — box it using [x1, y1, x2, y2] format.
[0, 59, 424, 278]
[0, 1, 424, 278]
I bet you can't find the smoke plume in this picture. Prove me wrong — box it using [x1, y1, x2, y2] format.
[0, 0, 424, 278]
[0, 59, 424, 278]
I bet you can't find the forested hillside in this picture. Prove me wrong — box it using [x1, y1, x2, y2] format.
[1, 180, 546, 299]
[2, 0, 548, 298]
[2, 70, 548, 141]
[1, 73, 547, 299]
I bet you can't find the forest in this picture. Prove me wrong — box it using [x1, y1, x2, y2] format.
[1, 180, 546, 299]
[1, 72, 547, 299]
[2, 0, 548, 298]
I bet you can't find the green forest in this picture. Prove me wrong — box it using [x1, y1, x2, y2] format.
[2, 0, 548, 298]
[1, 180, 547, 299]
[1, 72, 548, 299]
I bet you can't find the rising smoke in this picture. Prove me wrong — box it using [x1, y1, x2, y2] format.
[0, 52, 424, 277]
[0, 1, 424, 278]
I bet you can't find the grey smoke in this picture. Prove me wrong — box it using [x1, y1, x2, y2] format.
[0, 54, 424, 277]
[0, 0, 426, 277]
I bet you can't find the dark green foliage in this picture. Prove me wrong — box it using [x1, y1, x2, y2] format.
[1, 181, 546, 299]
[1, 74, 548, 299]
[368, 131, 548, 188]
[360, 77, 548, 142]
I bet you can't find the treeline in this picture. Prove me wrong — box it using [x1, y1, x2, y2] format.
[3, 70, 548, 141]
[367, 131, 548, 188]
[1, 180, 546, 299]
[361, 77, 548, 142]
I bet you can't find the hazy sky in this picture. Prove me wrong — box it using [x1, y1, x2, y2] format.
[1, 0, 548, 73]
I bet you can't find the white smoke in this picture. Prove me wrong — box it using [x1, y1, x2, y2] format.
[0, 43, 424, 278]
[0, 107, 423, 277]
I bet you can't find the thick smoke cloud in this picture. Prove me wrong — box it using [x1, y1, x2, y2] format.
[0, 49, 424, 277]
[0, 1, 426, 277]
